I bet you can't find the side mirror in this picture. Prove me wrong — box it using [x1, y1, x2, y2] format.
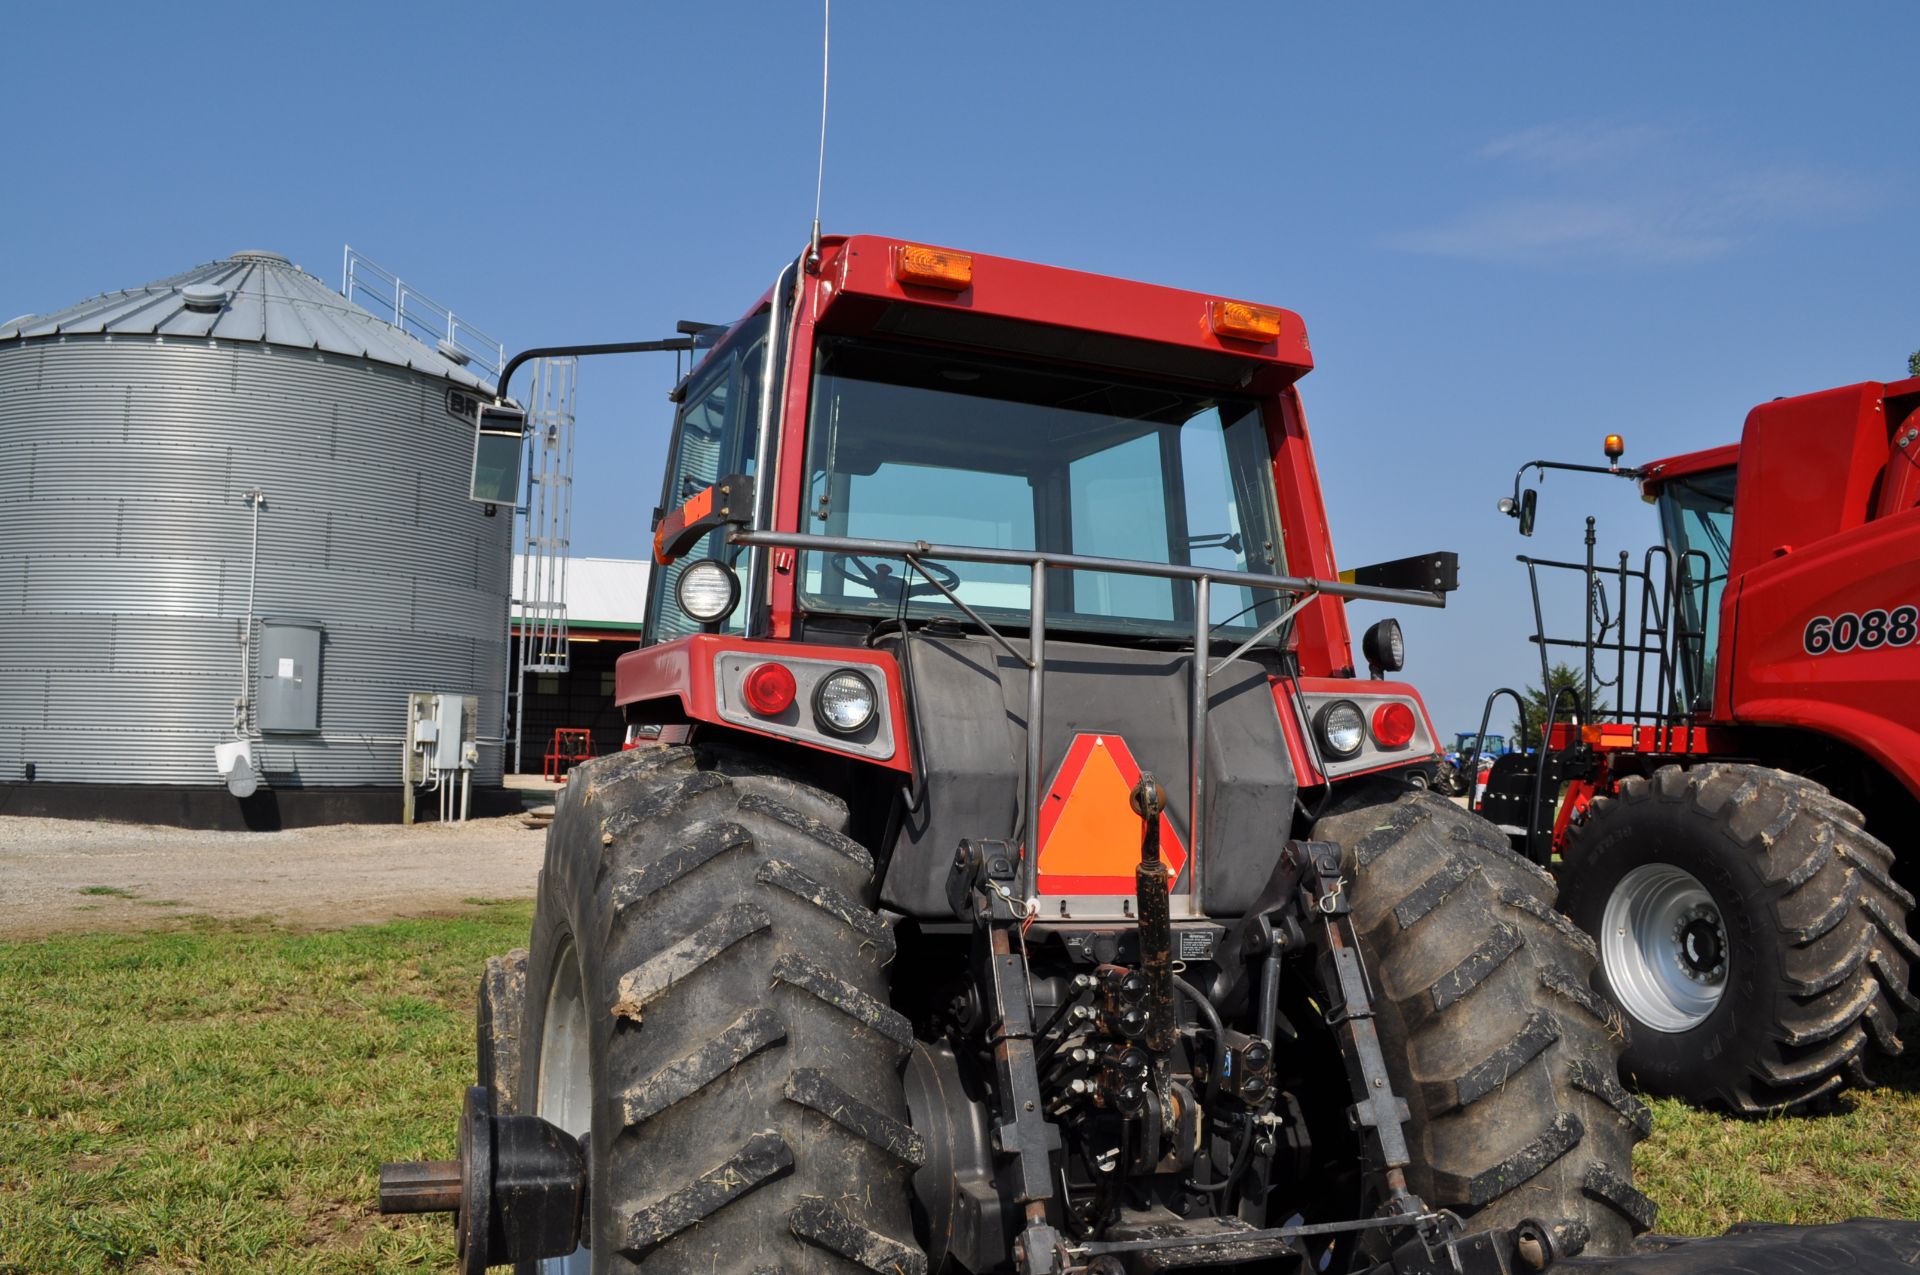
[471, 403, 527, 505]
[1517, 488, 1538, 537]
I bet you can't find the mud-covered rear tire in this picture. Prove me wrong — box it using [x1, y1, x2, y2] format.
[1559, 763, 1917, 1114]
[478, 949, 528, 1115]
[520, 744, 923, 1274]
[1314, 784, 1652, 1261]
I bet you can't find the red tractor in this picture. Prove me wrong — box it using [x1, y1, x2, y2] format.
[380, 236, 1660, 1274]
[1473, 378, 1920, 1114]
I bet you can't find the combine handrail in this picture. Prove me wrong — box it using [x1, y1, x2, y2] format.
[734, 527, 1447, 906]
[1526, 685, 1588, 864]
[1460, 687, 1529, 784]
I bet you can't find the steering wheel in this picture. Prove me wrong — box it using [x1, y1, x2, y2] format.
[827, 553, 962, 604]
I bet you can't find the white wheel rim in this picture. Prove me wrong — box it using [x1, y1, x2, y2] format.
[536, 939, 592, 1274]
[1600, 863, 1728, 1033]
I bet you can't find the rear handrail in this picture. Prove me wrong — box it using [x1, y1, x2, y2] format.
[736, 530, 1449, 608]
[734, 527, 1447, 907]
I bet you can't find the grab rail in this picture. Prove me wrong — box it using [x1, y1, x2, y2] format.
[734, 527, 1447, 907]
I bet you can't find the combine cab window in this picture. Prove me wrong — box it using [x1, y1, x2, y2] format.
[646, 316, 768, 644]
[1657, 465, 1736, 711]
[800, 336, 1287, 642]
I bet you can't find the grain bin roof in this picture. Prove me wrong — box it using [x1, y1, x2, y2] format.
[0, 250, 492, 390]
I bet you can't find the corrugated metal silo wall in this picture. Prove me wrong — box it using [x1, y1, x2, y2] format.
[0, 336, 510, 787]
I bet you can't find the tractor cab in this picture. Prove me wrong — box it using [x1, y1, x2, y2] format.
[1454, 731, 1506, 757]
[632, 236, 1459, 924]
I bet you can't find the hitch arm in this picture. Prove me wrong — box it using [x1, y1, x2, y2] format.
[1131, 774, 1178, 1101]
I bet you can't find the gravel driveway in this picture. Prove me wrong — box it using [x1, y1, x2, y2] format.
[0, 814, 546, 939]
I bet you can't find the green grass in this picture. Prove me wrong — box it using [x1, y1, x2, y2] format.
[75, 886, 138, 899]
[0, 904, 532, 1273]
[1635, 1049, 1920, 1234]
[2, 906, 1916, 1270]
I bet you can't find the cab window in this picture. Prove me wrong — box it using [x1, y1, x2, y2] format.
[1658, 466, 1736, 711]
[646, 315, 769, 644]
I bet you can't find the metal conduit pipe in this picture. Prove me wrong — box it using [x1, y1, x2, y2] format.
[234, 489, 265, 736]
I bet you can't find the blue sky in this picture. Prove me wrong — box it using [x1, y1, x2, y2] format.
[4, 3, 1914, 735]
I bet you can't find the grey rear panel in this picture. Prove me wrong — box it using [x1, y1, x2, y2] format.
[875, 632, 1295, 920]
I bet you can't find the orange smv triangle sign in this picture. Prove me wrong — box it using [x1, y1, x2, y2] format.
[1036, 733, 1187, 896]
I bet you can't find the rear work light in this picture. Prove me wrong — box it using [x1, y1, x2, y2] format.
[742, 663, 797, 716]
[1208, 299, 1283, 343]
[813, 669, 878, 735]
[1371, 701, 1418, 750]
[895, 244, 973, 291]
[1315, 700, 1366, 759]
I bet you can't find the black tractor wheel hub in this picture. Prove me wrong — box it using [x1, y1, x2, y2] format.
[378, 1085, 587, 1273]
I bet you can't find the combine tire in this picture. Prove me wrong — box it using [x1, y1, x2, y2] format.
[1559, 763, 1916, 1114]
[520, 744, 922, 1274]
[1315, 784, 1652, 1260]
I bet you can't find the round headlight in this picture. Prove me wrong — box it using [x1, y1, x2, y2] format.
[1362, 618, 1405, 674]
[1315, 699, 1366, 759]
[814, 669, 877, 735]
[676, 560, 739, 622]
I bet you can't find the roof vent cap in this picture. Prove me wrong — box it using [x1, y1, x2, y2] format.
[435, 339, 472, 366]
[230, 250, 290, 264]
[181, 283, 231, 312]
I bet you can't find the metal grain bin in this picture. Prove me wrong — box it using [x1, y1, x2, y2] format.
[0, 251, 510, 822]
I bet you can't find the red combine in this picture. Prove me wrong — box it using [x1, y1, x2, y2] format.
[1475, 376, 1920, 1113]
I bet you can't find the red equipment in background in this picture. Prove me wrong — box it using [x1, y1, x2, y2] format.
[1472, 375, 1920, 1115]
[542, 728, 594, 783]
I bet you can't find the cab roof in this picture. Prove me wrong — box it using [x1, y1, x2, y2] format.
[814, 234, 1313, 393]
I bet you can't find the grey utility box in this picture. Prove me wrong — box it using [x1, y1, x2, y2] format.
[257, 618, 323, 733]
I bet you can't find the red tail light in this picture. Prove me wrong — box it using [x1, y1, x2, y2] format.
[742, 663, 797, 716]
[1372, 701, 1417, 749]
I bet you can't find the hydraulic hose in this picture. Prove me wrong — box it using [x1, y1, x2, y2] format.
[1173, 975, 1227, 1109]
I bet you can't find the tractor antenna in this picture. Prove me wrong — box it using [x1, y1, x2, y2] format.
[808, 0, 830, 268]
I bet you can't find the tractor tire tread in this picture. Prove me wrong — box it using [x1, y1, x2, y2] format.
[477, 948, 528, 1115]
[1315, 785, 1647, 1258]
[523, 744, 918, 1274]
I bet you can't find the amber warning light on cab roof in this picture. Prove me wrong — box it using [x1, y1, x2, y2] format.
[1208, 299, 1284, 343]
[893, 244, 973, 292]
